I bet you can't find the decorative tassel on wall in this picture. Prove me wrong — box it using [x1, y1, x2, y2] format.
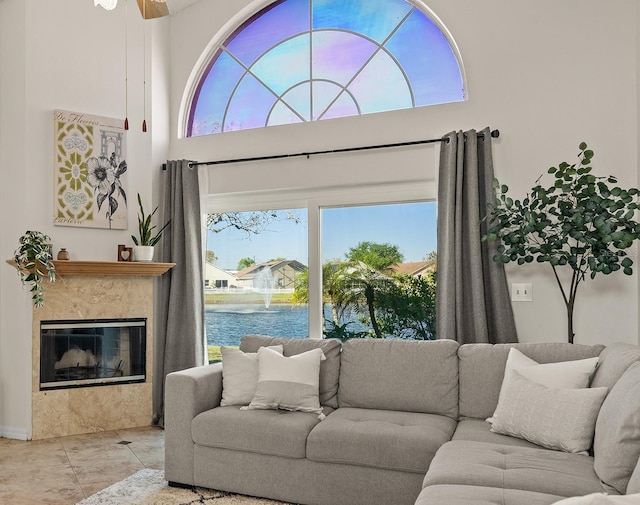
[142, 0, 147, 133]
[124, 0, 129, 130]
[97, 0, 166, 130]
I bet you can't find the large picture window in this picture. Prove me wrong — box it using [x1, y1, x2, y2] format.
[187, 0, 465, 136]
[204, 198, 437, 361]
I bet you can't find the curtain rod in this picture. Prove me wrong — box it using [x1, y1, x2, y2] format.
[162, 129, 499, 170]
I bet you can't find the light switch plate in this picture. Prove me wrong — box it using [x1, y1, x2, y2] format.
[511, 283, 533, 302]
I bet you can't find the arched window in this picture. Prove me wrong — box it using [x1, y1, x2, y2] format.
[186, 0, 465, 136]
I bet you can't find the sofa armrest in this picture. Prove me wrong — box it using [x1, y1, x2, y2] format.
[164, 362, 222, 485]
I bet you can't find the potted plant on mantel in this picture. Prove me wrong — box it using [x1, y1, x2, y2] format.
[484, 142, 640, 344]
[13, 230, 57, 307]
[131, 193, 170, 262]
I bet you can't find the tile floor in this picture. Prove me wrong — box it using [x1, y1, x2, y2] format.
[0, 426, 164, 505]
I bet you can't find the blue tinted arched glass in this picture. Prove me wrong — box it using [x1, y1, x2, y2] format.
[187, 0, 464, 137]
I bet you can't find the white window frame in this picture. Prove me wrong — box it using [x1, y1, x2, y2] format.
[203, 179, 437, 339]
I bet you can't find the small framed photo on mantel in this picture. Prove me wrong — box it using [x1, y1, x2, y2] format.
[53, 109, 128, 230]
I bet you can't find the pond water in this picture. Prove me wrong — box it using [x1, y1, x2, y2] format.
[205, 304, 309, 346]
[205, 304, 370, 346]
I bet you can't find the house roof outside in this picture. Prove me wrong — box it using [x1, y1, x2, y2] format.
[236, 260, 307, 281]
[390, 261, 435, 277]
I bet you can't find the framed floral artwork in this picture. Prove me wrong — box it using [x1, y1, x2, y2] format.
[53, 109, 128, 229]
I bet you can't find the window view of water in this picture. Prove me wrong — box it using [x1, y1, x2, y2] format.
[205, 304, 368, 346]
[205, 202, 437, 348]
[205, 304, 309, 347]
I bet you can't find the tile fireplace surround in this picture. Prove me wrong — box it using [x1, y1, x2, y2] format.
[28, 261, 173, 440]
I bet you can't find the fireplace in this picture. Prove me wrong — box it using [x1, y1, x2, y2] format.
[40, 318, 146, 390]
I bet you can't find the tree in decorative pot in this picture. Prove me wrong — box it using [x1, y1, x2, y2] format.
[484, 142, 640, 343]
[13, 230, 57, 307]
[131, 193, 170, 262]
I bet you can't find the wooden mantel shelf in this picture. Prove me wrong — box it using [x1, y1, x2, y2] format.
[7, 259, 175, 277]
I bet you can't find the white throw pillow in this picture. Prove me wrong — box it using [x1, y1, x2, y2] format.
[490, 369, 608, 453]
[242, 347, 326, 418]
[488, 348, 600, 423]
[220, 345, 283, 406]
[506, 348, 600, 389]
[552, 493, 640, 504]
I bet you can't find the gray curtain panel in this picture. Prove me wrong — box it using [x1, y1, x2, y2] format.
[153, 160, 205, 426]
[436, 128, 517, 344]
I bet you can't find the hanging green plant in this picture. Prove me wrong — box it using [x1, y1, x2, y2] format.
[13, 230, 57, 308]
[483, 142, 640, 343]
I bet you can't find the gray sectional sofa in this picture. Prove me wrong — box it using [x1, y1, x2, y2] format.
[164, 336, 640, 505]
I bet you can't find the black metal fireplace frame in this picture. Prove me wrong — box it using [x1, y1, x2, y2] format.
[39, 317, 147, 391]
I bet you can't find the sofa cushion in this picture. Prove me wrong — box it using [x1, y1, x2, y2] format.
[423, 441, 604, 497]
[594, 362, 640, 494]
[242, 347, 325, 418]
[306, 407, 456, 473]
[490, 369, 607, 454]
[240, 335, 342, 408]
[590, 342, 640, 390]
[458, 343, 604, 419]
[453, 418, 544, 449]
[415, 484, 563, 505]
[192, 405, 325, 459]
[551, 494, 640, 504]
[628, 455, 640, 494]
[220, 345, 283, 406]
[338, 339, 459, 417]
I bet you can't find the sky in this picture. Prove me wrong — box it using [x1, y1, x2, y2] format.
[207, 201, 437, 271]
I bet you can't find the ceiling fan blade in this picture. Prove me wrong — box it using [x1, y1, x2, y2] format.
[136, 0, 169, 19]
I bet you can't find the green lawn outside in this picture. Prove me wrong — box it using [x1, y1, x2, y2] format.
[208, 344, 236, 363]
[204, 293, 295, 305]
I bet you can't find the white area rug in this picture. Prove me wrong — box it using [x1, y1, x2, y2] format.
[76, 469, 293, 505]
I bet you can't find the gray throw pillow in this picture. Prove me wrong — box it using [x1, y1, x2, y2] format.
[220, 345, 284, 406]
[594, 362, 640, 494]
[491, 369, 607, 454]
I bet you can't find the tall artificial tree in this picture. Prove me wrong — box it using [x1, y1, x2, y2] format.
[484, 142, 640, 343]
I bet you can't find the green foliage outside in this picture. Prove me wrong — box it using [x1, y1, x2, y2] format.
[294, 242, 437, 341]
[484, 142, 640, 343]
[345, 241, 404, 271]
[237, 257, 255, 270]
[206, 250, 217, 264]
[376, 273, 437, 340]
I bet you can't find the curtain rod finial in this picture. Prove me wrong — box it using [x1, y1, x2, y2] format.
[490, 129, 500, 138]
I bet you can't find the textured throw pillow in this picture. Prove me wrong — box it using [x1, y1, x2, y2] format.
[488, 348, 600, 423]
[505, 347, 600, 388]
[242, 347, 326, 418]
[594, 362, 640, 494]
[220, 345, 283, 406]
[491, 369, 608, 453]
[551, 493, 640, 505]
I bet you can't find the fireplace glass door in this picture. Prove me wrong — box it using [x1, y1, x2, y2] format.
[40, 318, 146, 390]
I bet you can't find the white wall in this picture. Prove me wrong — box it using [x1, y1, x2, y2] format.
[167, 0, 640, 348]
[637, 2, 640, 353]
[0, 0, 638, 438]
[0, 0, 167, 438]
[0, 0, 30, 441]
